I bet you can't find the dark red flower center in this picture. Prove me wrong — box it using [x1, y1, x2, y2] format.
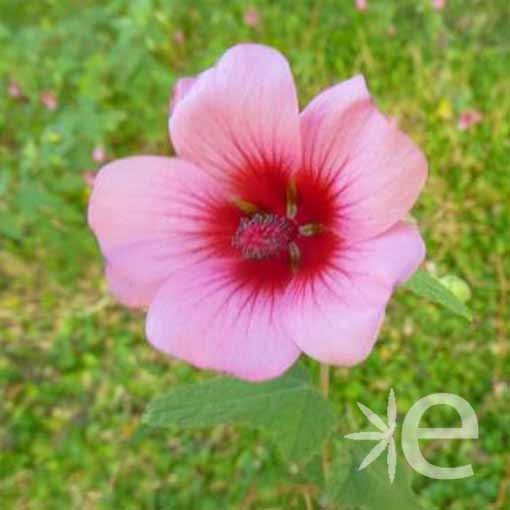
[203, 164, 341, 296]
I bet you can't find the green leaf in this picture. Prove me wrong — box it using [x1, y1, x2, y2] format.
[405, 269, 472, 321]
[143, 363, 336, 464]
[295, 453, 325, 487]
[438, 274, 472, 303]
[328, 442, 421, 510]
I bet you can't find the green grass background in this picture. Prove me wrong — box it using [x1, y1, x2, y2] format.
[1, 0, 508, 508]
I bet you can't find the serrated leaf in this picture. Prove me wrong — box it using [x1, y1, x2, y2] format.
[143, 363, 336, 464]
[328, 442, 421, 510]
[405, 269, 472, 321]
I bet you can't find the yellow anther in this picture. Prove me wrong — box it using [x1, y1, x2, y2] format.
[286, 179, 298, 219]
[232, 197, 259, 215]
[288, 242, 300, 273]
[299, 223, 323, 237]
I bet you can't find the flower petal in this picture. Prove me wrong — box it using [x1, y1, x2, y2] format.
[169, 75, 199, 115]
[300, 75, 427, 241]
[282, 222, 425, 366]
[105, 263, 160, 309]
[170, 43, 301, 182]
[146, 261, 301, 381]
[88, 156, 226, 307]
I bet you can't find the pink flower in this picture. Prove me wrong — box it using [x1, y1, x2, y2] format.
[244, 7, 260, 27]
[432, 0, 445, 9]
[41, 91, 58, 111]
[92, 146, 107, 163]
[355, 0, 368, 11]
[88, 44, 427, 381]
[8, 80, 23, 99]
[83, 171, 96, 188]
[173, 30, 185, 45]
[458, 109, 483, 131]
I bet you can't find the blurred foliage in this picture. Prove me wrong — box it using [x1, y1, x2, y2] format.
[1, 0, 509, 509]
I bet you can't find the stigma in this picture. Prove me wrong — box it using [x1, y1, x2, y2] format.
[232, 213, 298, 260]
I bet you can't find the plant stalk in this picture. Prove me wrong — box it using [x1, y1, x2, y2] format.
[320, 363, 330, 399]
[320, 363, 331, 481]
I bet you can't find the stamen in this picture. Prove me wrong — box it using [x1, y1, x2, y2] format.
[288, 242, 300, 273]
[299, 223, 324, 236]
[232, 197, 259, 215]
[286, 179, 298, 219]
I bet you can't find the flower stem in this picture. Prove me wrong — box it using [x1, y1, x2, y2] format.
[320, 363, 330, 399]
[303, 490, 313, 510]
[320, 363, 331, 481]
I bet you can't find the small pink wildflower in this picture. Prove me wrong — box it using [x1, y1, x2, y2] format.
[458, 109, 483, 131]
[432, 0, 445, 9]
[83, 171, 96, 188]
[8, 80, 23, 99]
[173, 30, 185, 45]
[89, 44, 427, 381]
[244, 7, 260, 27]
[92, 146, 107, 163]
[355, 0, 368, 11]
[41, 91, 58, 111]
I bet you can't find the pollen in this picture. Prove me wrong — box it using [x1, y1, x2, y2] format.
[232, 213, 298, 260]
